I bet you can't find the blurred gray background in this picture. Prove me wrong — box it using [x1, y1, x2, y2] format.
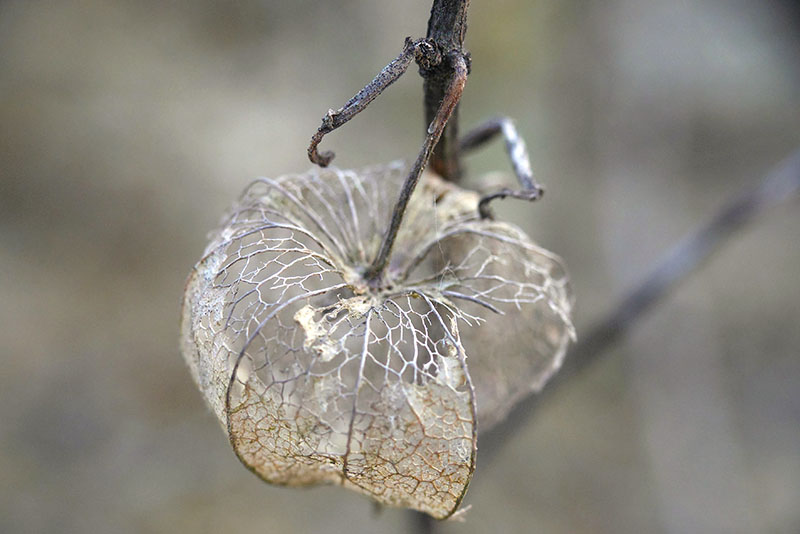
[1, 1, 799, 533]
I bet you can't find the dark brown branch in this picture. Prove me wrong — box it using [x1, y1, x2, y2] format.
[481, 147, 800, 460]
[367, 53, 469, 282]
[423, 0, 470, 181]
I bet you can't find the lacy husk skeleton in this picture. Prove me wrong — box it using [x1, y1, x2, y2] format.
[181, 0, 574, 519]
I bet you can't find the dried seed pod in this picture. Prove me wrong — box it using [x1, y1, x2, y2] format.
[180, 161, 574, 518]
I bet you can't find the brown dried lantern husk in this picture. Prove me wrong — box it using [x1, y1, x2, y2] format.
[180, 161, 573, 519]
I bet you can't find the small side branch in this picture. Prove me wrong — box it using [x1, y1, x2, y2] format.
[367, 53, 469, 281]
[308, 38, 440, 167]
[459, 117, 544, 218]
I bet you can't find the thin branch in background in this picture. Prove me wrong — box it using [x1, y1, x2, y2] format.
[480, 147, 800, 461]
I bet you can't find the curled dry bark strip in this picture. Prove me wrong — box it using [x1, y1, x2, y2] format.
[308, 38, 441, 167]
[458, 117, 545, 219]
[181, 163, 574, 518]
